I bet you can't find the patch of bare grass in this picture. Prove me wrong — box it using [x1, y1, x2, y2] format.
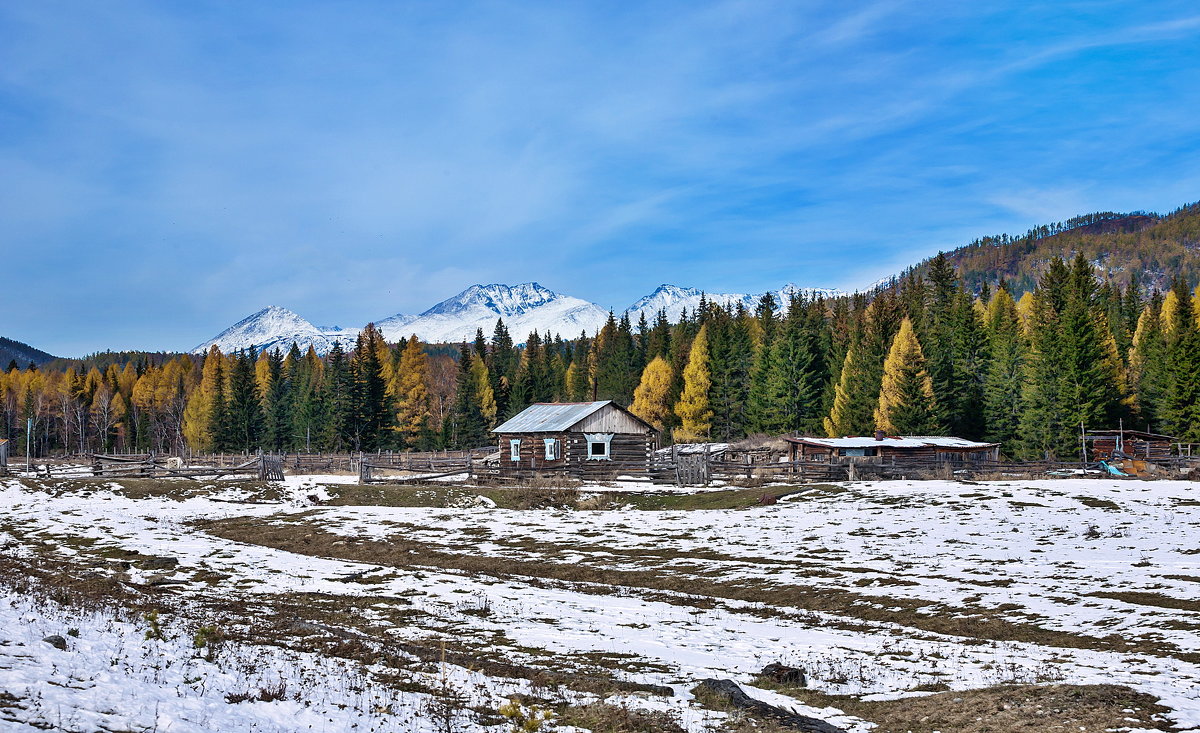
[752, 680, 1173, 732]
[198, 517, 1200, 664]
[556, 701, 686, 732]
[1088, 590, 1200, 612]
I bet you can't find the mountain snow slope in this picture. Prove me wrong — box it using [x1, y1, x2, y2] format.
[377, 283, 609, 343]
[624, 283, 844, 323]
[192, 306, 353, 356]
[195, 281, 848, 354]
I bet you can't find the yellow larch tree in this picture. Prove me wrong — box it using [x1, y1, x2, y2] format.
[631, 356, 673, 431]
[469, 353, 497, 427]
[183, 346, 227, 452]
[673, 326, 712, 443]
[873, 317, 938, 435]
[393, 336, 432, 448]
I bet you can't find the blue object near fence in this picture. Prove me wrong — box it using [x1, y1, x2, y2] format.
[1099, 460, 1130, 477]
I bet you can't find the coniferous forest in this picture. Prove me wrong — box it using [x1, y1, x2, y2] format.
[5, 250, 1200, 461]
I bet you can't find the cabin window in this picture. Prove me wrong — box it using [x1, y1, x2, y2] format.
[543, 438, 560, 461]
[509, 439, 521, 462]
[584, 433, 613, 460]
[839, 447, 877, 457]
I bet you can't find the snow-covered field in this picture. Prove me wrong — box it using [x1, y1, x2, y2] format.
[0, 475, 1195, 731]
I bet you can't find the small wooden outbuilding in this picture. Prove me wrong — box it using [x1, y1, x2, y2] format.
[784, 433, 1000, 464]
[492, 401, 657, 478]
[1084, 430, 1174, 462]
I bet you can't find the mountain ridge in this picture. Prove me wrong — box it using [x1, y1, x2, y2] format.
[194, 200, 1200, 356]
[1, 337, 58, 369]
[905, 204, 1200, 295]
[194, 281, 848, 355]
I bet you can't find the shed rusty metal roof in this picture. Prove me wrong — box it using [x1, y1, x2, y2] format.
[492, 401, 613, 433]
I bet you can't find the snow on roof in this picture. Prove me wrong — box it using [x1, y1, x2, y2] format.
[785, 435, 998, 449]
[492, 401, 613, 433]
[653, 442, 730, 457]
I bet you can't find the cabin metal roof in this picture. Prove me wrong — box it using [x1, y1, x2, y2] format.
[492, 401, 614, 433]
[784, 435, 998, 449]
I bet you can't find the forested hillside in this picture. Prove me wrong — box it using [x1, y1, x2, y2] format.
[904, 202, 1200, 295]
[0, 337, 56, 370]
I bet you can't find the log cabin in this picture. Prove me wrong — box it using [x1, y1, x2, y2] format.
[492, 401, 657, 478]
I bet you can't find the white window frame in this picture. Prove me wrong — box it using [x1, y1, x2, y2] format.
[543, 438, 560, 461]
[509, 439, 521, 462]
[584, 433, 613, 461]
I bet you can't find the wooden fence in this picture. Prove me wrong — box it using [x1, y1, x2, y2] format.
[10, 445, 1199, 487]
[20, 453, 285, 481]
[359, 453, 481, 484]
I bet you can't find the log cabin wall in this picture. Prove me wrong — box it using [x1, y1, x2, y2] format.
[496, 431, 654, 476]
[497, 433, 570, 473]
[565, 433, 655, 479]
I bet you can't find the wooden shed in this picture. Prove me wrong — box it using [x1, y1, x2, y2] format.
[784, 433, 1000, 464]
[492, 401, 657, 478]
[1084, 430, 1175, 462]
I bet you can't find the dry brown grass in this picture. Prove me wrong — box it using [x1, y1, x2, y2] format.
[198, 516, 1200, 664]
[752, 679, 1174, 732]
[507, 482, 582, 509]
[14, 477, 287, 502]
[1088, 590, 1200, 612]
[556, 701, 686, 732]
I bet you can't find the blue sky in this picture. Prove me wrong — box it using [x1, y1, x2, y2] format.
[3, 1, 1200, 356]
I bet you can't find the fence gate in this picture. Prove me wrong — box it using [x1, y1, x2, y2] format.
[675, 453, 710, 486]
[259, 455, 285, 481]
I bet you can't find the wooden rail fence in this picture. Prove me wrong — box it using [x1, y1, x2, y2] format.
[9, 446, 1198, 487]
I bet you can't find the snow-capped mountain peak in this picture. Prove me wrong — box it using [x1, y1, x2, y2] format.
[422, 282, 561, 318]
[195, 281, 851, 354]
[192, 306, 351, 356]
[377, 282, 608, 343]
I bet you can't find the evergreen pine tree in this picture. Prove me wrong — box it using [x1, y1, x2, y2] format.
[1128, 295, 1167, 428]
[225, 351, 264, 452]
[1017, 260, 1076, 459]
[446, 344, 488, 448]
[595, 312, 638, 405]
[1058, 255, 1125, 434]
[1160, 279, 1200, 441]
[490, 319, 517, 417]
[262, 348, 292, 451]
[708, 305, 753, 441]
[746, 294, 784, 434]
[982, 287, 1025, 449]
[350, 324, 392, 451]
[322, 341, 354, 450]
[290, 345, 324, 451]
